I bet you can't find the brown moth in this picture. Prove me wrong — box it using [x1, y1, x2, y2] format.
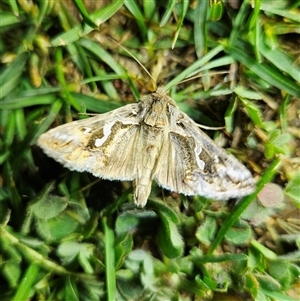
[37, 87, 255, 207]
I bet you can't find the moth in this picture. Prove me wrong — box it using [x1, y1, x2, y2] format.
[38, 87, 255, 207]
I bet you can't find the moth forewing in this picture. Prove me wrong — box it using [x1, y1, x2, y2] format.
[38, 89, 255, 207]
[37, 104, 141, 180]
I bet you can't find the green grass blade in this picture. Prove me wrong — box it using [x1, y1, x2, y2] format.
[124, 0, 147, 41]
[259, 39, 300, 82]
[194, 0, 208, 58]
[228, 1, 250, 46]
[13, 264, 40, 301]
[7, 0, 19, 16]
[71, 92, 121, 113]
[160, 0, 176, 26]
[260, 2, 300, 22]
[172, 0, 189, 49]
[0, 12, 20, 27]
[102, 216, 116, 301]
[1, 92, 58, 110]
[51, 0, 124, 46]
[66, 43, 97, 92]
[33, 99, 63, 143]
[54, 48, 81, 111]
[78, 39, 125, 76]
[73, 0, 98, 28]
[0, 52, 29, 91]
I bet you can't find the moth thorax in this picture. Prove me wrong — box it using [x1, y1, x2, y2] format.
[144, 99, 168, 127]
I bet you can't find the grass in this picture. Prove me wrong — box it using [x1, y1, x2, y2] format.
[1, 1, 300, 300]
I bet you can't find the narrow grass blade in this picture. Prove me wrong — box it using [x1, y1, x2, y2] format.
[73, 0, 98, 28]
[13, 264, 40, 301]
[160, 0, 176, 26]
[7, 0, 19, 16]
[102, 216, 116, 301]
[0, 52, 29, 95]
[172, 0, 189, 49]
[194, 0, 208, 58]
[51, 0, 124, 46]
[124, 0, 147, 41]
[259, 39, 300, 82]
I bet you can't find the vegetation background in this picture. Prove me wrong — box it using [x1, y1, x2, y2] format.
[0, 0, 299, 300]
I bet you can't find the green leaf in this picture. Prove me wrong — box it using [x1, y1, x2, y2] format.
[268, 259, 291, 287]
[115, 212, 140, 236]
[31, 183, 68, 220]
[251, 240, 277, 260]
[264, 130, 293, 159]
[65, 276, 80, 301]
[225, 221, 252, 245]
[115, 233, 133, 270]
[195, 216, 217, 244]
[244, 273, 259, 298]
[256, 274, 281, 292]
[78, 244, 95, 274]
[36, 213, 79, 241]
[148, 199, 180, 224]
[228, 1, 250, 47]
[57, 241, 82, 263]
[2, 261, 21, 288]
[156, 210, 183, 258]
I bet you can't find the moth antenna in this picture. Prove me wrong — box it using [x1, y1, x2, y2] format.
[78, 112, 97, 116]
[196, 124, 225, 130]
[109, 38, 157, 91]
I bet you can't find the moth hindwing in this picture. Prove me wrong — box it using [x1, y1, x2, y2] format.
[38, 87, 255, 207]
